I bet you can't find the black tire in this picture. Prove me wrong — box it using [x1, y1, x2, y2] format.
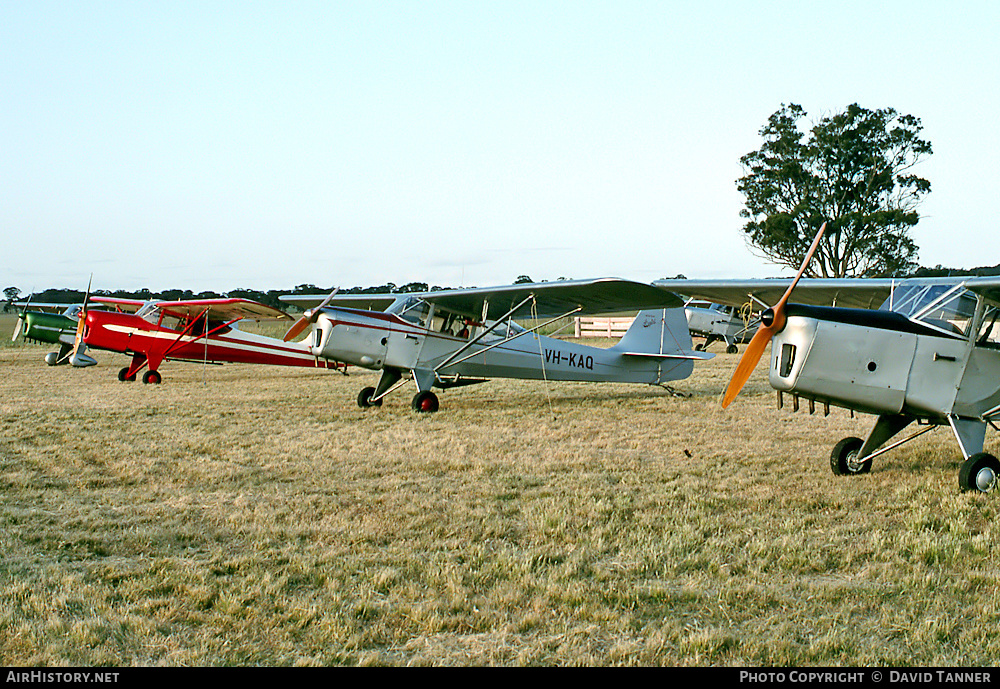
[694, 343, 705, 352]
[830, 436, 870, 476]
[411, 391, 439, 413]
[959, 452, 1000, 493]
[118, 367, 137, 382]
[142, 370, 162, 385]
[726, 344, 739, 354]
[357, 386, 382, 408]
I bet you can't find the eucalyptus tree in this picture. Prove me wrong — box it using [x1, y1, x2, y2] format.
[737, 103, 932, 277]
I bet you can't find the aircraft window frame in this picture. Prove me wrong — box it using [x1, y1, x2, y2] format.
[388, 297, 432, 326]
[913, 289, 978, 338]
[157, 314, 185, 332]
[977, 304, 1000, 348]
[883, 283, 977, 338]
[136, 303, 160, 323]
[480, 319, 527, 342]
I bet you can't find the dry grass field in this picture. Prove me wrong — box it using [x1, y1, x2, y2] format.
[2, 313, 998, 666]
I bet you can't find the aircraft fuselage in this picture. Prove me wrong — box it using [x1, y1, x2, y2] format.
[83, 310, 332, 371]
[770, 304, 1000, 420]
[311, 306, 695, 386]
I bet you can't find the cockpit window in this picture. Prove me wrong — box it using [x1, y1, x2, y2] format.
[881, 283, 977, 338]
[977, 305, 1000, 348]
[387, 297, 432, 326]
[136, 302, 160, 323]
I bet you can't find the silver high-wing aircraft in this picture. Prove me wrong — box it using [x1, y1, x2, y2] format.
[280, 278, 711, 412]
[684, 299, 754, 354]
[659, 224, 1000, 493]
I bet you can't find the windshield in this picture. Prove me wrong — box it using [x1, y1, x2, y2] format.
[881, 283, 978, 338]
[385, 297, 432, 326]
[135, 302, 161, 323]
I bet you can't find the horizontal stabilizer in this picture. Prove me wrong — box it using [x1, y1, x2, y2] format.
[620, 349, 714, 360]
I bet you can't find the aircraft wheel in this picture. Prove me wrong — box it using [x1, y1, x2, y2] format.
[142, 370, 162, 385]
[726, 344, 739, 354]
[959, 452, 1000, 493]
[118, 367, 137, 382]
[830, 437, 871, 476]
[357, 386, 382, 408]
[694, 343, 705, 352]
[411, 391, 439, 413]
[45, 352, 63, 366]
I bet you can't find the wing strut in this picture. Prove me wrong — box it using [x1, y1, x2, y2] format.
[432, 294, 534, 372]
[436, 304, 583, 372]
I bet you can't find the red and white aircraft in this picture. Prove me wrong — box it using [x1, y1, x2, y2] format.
[79, 296, 344, 383]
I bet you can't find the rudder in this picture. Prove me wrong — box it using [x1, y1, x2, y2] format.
[612, 308, 697, 357]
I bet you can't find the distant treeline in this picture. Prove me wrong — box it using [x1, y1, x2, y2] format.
[8, 264, 1000, 312]
[906, 264, 1000, 278]
[8, 282, 450, 312]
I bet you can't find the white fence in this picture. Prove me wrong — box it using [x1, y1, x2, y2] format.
[572, 316, 635, 338]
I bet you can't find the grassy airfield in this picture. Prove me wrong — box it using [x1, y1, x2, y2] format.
[1, 314, 998, 666]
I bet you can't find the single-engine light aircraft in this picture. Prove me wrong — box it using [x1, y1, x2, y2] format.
[684, 299, 754, 354]
[11, 299, 104, 367]
[280, 277, 710, 412]
[663, 223, 1000, 493]
[80, 296, 345, 384]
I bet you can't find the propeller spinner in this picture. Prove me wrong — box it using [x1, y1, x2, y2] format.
[722, 221, 827, 408]
[283, 288, 339, 342]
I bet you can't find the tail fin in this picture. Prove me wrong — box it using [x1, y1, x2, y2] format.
[612, 308, 713, 360]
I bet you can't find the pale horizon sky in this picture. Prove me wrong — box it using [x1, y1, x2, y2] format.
[3, 1, 997, 295]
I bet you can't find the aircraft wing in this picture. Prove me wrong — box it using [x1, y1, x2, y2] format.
[11, 301, 79, 314]
[655, 278, 897, 310]
[421, 278, 684, 320]
[280, 294, 400, 312]
[151, 298, 292, 322]
[962, 276, 1000, 307]
[90, 297, 147, 313]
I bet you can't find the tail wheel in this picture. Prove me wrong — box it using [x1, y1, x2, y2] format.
[118, 367, 137, 382]
[142, 370, 162, 385]
[411, 391, 439, 413]
[357, 386, 382, 408]
[959, 452, 1000, 493]
[830, 436, 871, 476]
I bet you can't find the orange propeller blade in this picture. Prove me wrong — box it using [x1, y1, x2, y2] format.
[283, 316, 310, 342]
[73, 275, 93, 353]
[721, 326, 773, 408]
[721, 221, 827, 408]
[773, 221, 827, 316]
[316, 287, 339, 310]
[283, 288, 339, 342]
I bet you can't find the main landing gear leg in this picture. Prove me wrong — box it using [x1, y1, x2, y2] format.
[831, 414, 914, 477]
[358, 368, 402, 409]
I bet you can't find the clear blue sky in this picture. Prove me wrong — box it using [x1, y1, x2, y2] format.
[3, 1, 997, 294]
